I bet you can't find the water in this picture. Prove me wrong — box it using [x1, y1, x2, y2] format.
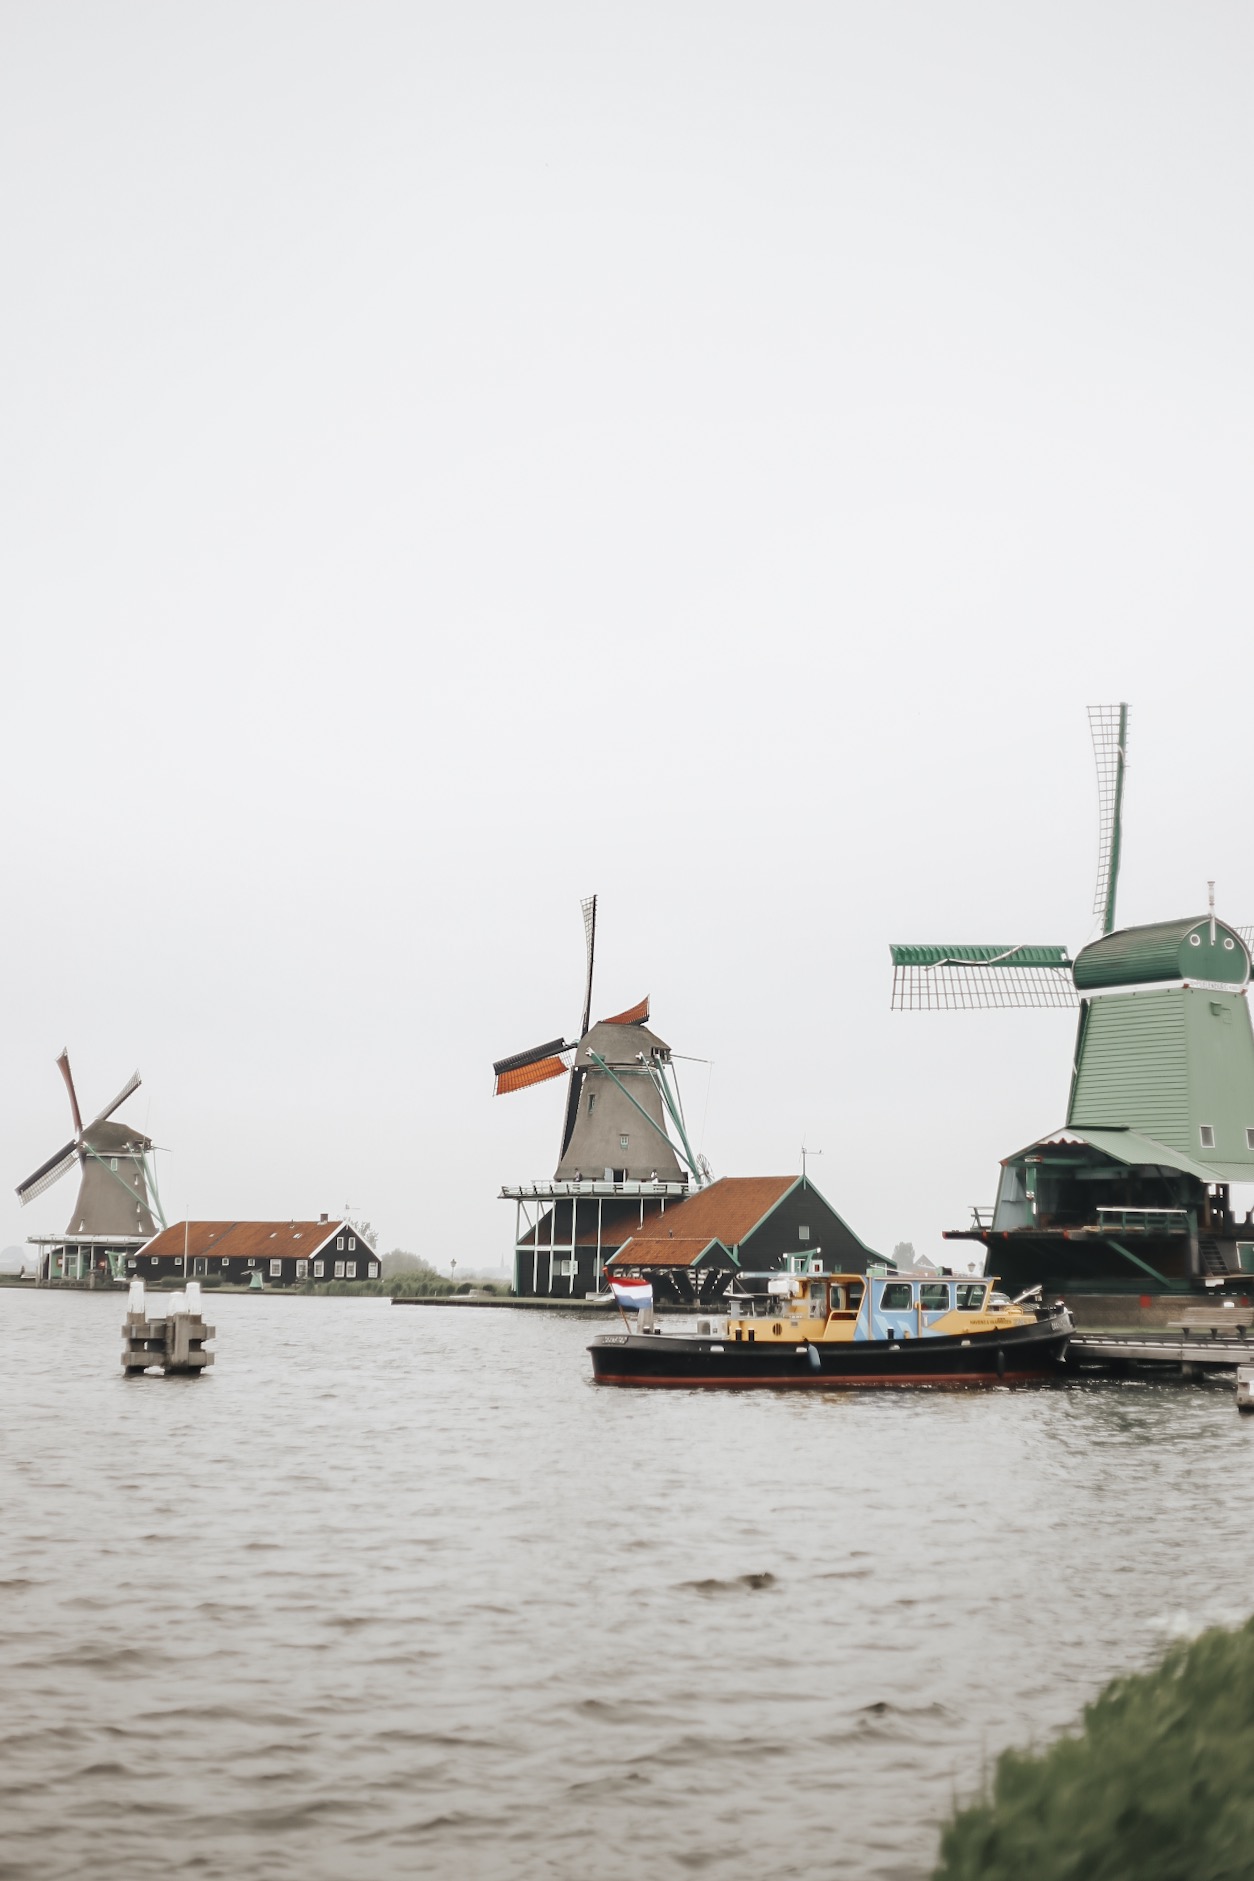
[2, 1292, 1252, 1880]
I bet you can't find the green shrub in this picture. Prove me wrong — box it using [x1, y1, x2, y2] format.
[935, 1615, 1254, 1881]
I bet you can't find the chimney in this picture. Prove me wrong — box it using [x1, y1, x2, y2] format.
[319, 1212, 328, 1223]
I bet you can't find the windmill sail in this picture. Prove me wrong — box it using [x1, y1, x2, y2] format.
[493, 1039, 573, 1096]
[890, 944, 1076, 1010]
[561, 895, 597, 1157]
[16, 1140, 80, 1205]
[92, 1069, 141, 1125]
[1089, 702, 1128, 935]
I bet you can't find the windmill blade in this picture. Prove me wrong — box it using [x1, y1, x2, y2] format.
[891, 944, 1076, 1010]
[579, 894, 597, 1039]
[56, 1050, 83, 1136]
[1088, 703, 1129, 935]
[91, 1068, 141, 1126]
[16, 1140, 80, 1206]
[493, 1039, 573, 1096]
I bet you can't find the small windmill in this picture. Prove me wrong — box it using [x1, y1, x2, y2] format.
[890, 704, 1128, 1009]
[492, 895, 705, 1184]
[17, 1052, 164, 1260]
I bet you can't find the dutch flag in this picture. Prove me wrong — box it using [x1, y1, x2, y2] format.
[610, 1276, 653, 1311]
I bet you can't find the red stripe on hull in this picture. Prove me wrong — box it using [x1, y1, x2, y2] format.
[591, 1370, 1057, 1389]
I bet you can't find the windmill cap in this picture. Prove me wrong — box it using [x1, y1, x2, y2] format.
[1074, 917, 1250, 992]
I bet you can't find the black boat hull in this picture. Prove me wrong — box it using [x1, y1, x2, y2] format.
[589, 1317, 1071, 1388]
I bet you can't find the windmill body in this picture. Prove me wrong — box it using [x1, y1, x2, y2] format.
[17, 1053, 164, 1283]
[494, 899, 699, 1297]
[555, 1017, 683, 1184]
[893, 707, 1254, 1305]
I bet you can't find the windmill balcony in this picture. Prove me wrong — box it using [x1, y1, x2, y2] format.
[500, 1177, 690, 1201]
[1095, 1207, 1191, 1235]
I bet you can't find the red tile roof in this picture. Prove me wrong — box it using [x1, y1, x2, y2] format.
[618, 1176, 797, 1248]
[609, 1236, 731, 1270]
[141, 1221, 351, 1262]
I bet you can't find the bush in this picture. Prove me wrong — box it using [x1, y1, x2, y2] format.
[934, 1615, 1254, 1881]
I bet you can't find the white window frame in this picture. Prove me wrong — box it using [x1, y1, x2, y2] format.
[797, 1225, 810, 1240]
[1200, 1124, 1216, 1149]
[346, 1261, 357, 1278]
[334, 1260, 345, 1278]
[367, 1262, 379, 1278]
[270, 1259, 282, 1277]
[314, 1260, 324, 1277]
[296, 1259, 308, 1278]
[336, 1236, 344, 1250]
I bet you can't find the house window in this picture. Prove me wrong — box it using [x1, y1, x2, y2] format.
[314, 1260, 324, 1277]
[337, 1237, 344, 1250]
[798, 1225, 810, 1241]
[1246, 1128, 1254, 1151]
[270, 1260, 282, 1277]
[296, 1259, 308, 1278]
[346, 1261, 357, 1278]
[174, 1256, 183, 1266]
[110, 1157, 118, 1171]
[619, 1135, 629, 1150]
[1189, 933, 1202, 947]
[588, 1093, 596, 1114]
[150, 1256, 158, 1266]
[348, 1237, 356, 1251]
[222, 1258, 230, 1266]
[334, 1261, 345, 1278]
[553, 1258, 574, 1276]
[367, 1262, 379, 1278]
[1200, 1125, 1216, 1149]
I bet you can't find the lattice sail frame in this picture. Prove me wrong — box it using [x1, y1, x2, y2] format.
[1088, 703, 1128, 933]
[890, 944, 1077, 1011]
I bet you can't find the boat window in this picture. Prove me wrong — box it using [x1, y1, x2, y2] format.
[809, 1285, 827, 1317]
[846, 1284, 863, 1311]
[881, 1282, 914, 1310]
[956, 1284, 987, 1310]
[919, 1283, 951, 1312]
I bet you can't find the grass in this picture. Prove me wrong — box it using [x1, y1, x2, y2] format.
[934, 1615, 1254, 1881]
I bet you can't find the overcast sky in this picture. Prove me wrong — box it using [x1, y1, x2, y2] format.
[4, 2, 1252, 1269]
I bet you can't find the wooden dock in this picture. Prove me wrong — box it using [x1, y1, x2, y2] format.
[1071, 1331, 1254, 1376]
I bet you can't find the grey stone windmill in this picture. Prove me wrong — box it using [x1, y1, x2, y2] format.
[17, 1051, 165, 1282]
[493, 896, 708, 1295]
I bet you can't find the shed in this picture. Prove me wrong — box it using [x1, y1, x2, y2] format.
[608, 1175, 878, 1304]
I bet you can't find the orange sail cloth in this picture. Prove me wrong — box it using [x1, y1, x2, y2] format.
[494, 1056, 569, 1096]
[602, 996, 649, 1026]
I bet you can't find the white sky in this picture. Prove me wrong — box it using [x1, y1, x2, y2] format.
[3, 2, 1253, 1268]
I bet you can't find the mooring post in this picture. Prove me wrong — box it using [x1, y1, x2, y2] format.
[121, 1278, 215, 1376]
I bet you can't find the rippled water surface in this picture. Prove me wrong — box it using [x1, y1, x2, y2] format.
[3, 1291, 1254, 1880]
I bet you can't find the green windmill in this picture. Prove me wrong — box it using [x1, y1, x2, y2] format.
[892, 704, 1254, 1300]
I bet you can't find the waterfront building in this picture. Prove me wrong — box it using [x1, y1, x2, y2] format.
[605, 1174, 878, 1305]
[893, 705, 1254, 1301]
[132, 1218, 379, 1287]
[496, 897, 882, 1297]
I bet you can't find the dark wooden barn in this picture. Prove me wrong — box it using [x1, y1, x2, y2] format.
[129, 1218, 379, 1287]
[606, 1175, 879, 1304]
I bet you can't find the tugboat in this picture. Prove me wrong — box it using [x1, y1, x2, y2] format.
[588, 1268, 1072, 1388]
